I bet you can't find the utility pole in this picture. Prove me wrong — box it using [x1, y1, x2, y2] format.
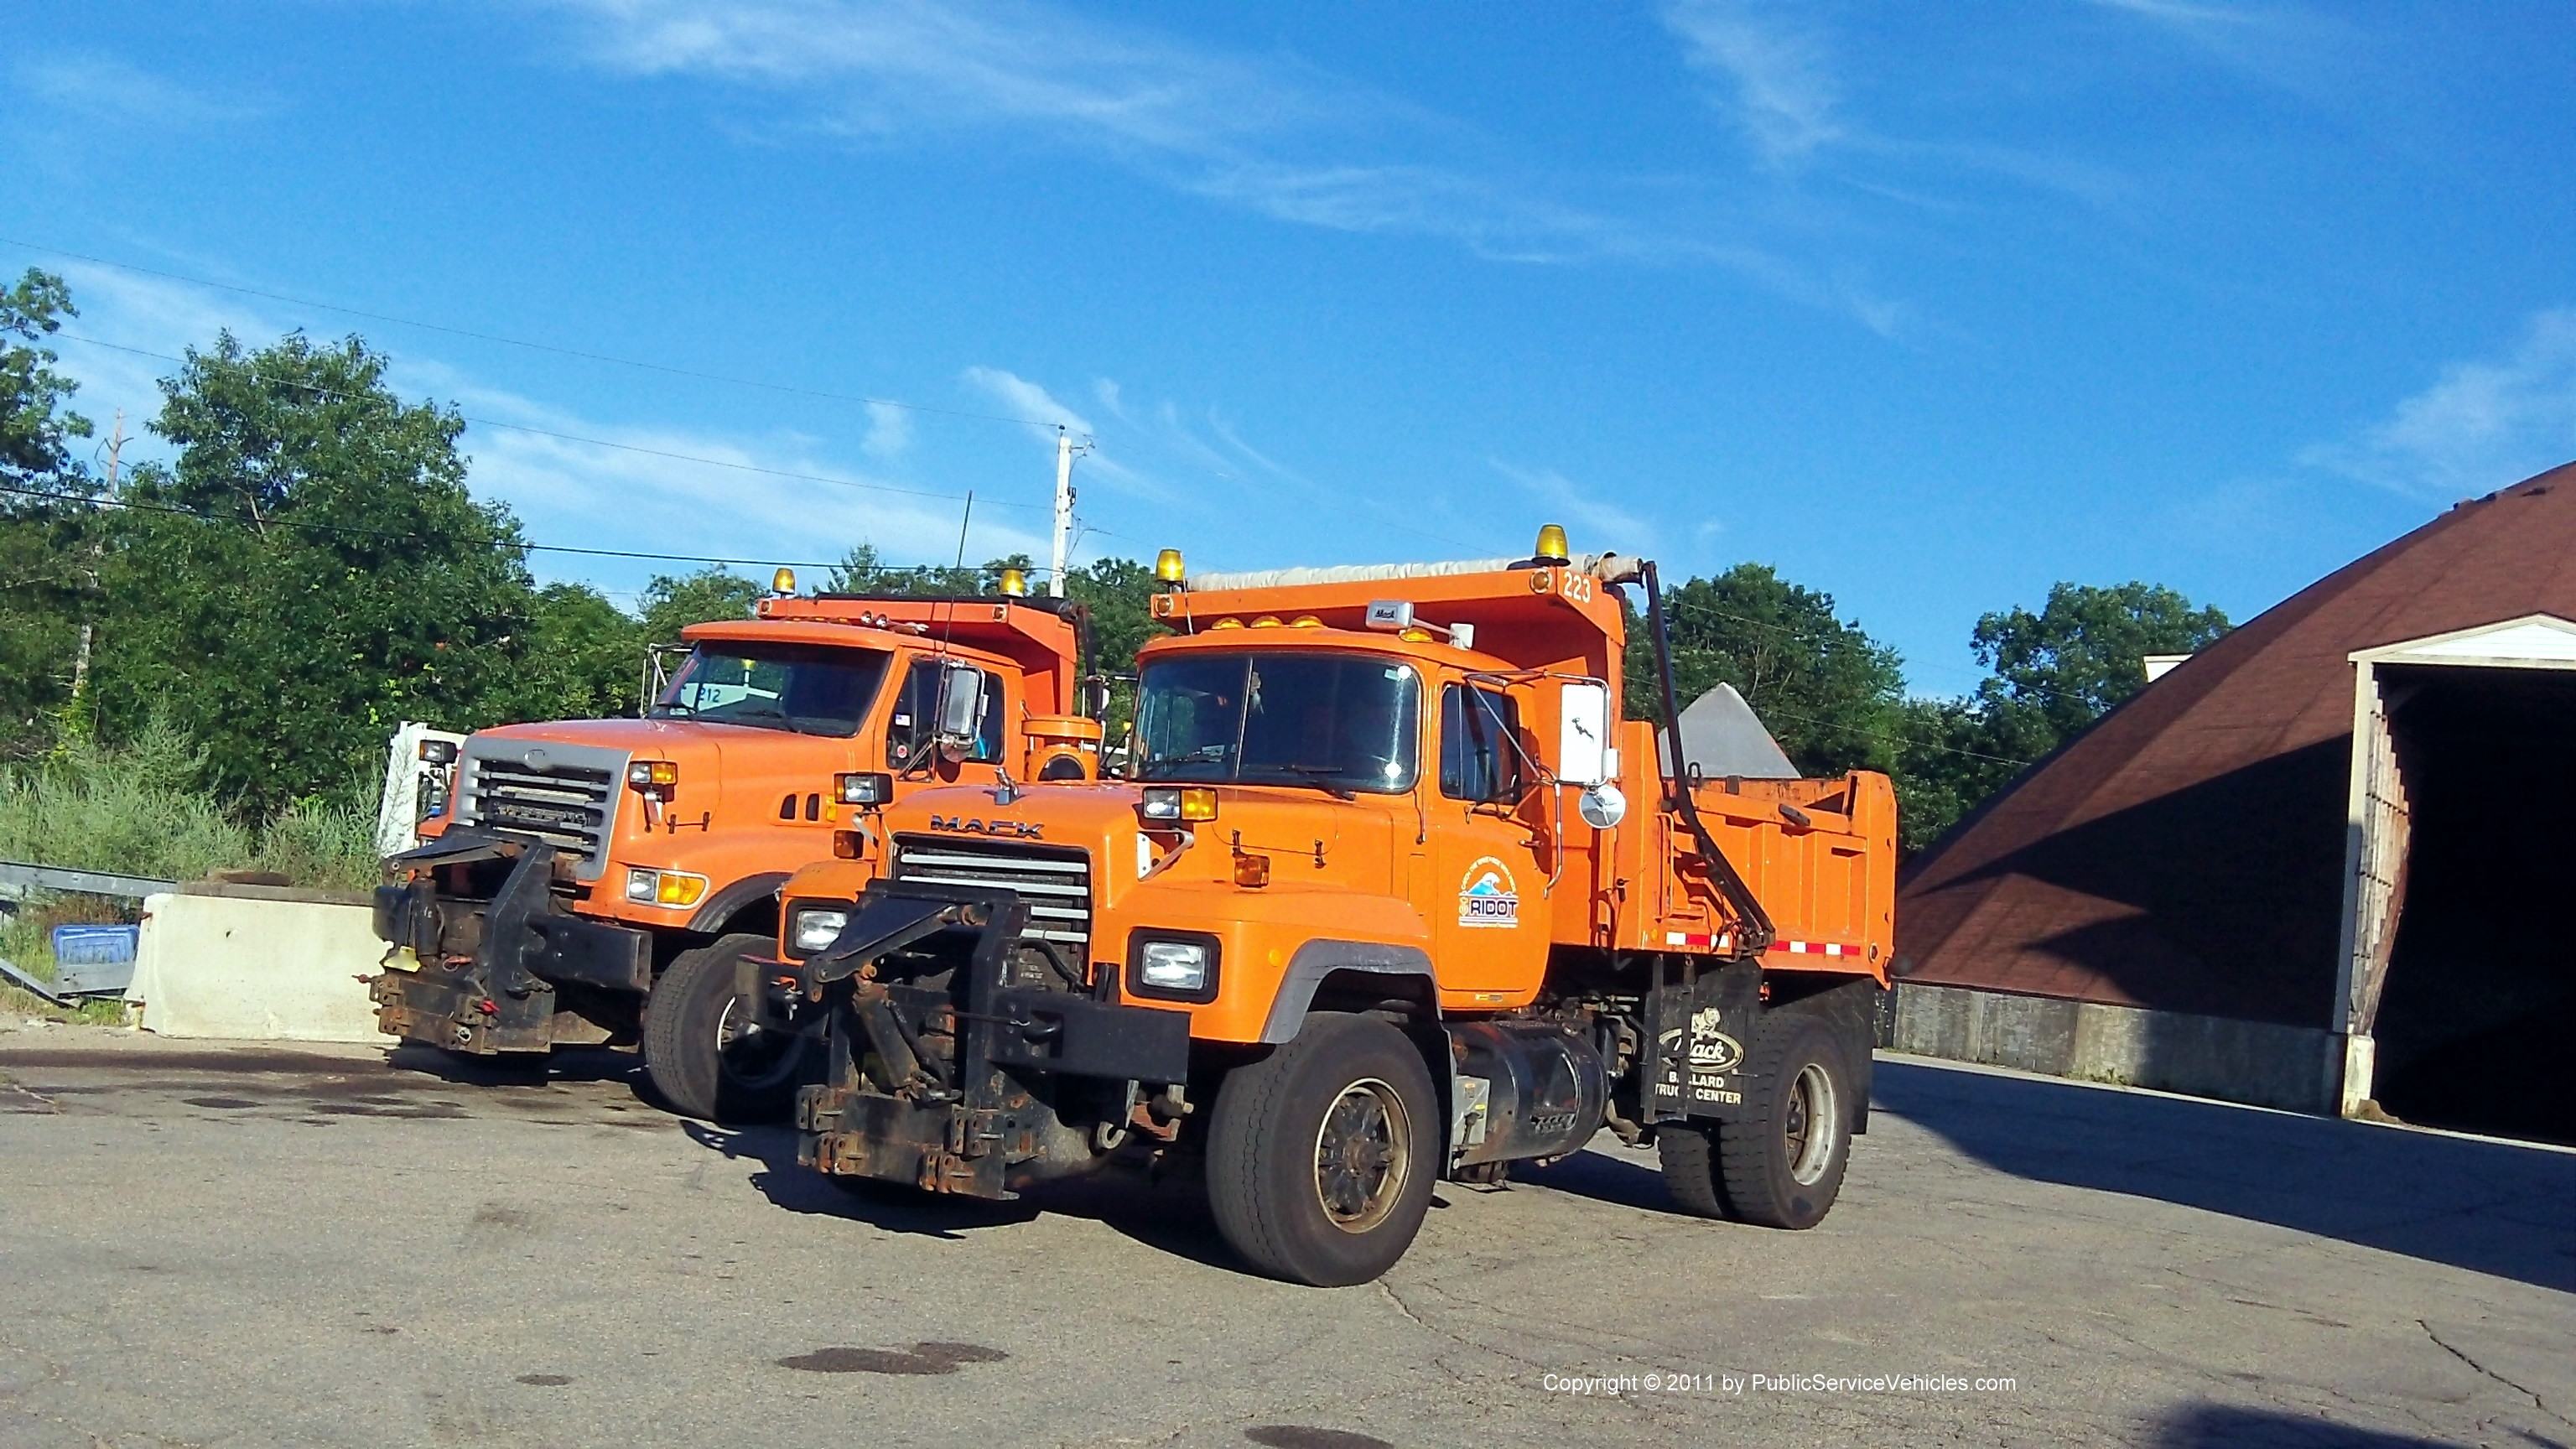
[1050, 427, 1075, 598]
[68, 411, 124, 719]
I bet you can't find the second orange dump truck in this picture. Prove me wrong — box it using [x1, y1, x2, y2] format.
[773, 530, 1896, 1284]
[369, 582, 1098, 1120]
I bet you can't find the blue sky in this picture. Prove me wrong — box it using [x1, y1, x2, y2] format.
[6, 2, 2573, 694]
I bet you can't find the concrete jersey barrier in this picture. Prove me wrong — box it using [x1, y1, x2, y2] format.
[125, 882, 384, 1043]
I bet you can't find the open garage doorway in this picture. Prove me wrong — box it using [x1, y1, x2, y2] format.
[2336, 616, 2576, 1145]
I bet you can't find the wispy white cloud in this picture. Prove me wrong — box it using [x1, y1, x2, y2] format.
[2298, 309, 2576, 501]
[860, 398, 911, 459]
[13, 53, 267, 129]
[40, 261, 1042, 579]
[1659, 0, 1842, 166]
[535, 0, 1878, 295]
[1490, 460, 1654, 557]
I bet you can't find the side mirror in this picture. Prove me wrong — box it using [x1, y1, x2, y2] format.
[1558, 681, 1611, 787]
[935, 662, 987, 744]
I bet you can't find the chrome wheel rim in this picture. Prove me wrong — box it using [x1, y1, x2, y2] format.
[715, 995, 805, 1089]
[1784, 1061, 1839, 1186]
[1312, 1078, 1410, 1234]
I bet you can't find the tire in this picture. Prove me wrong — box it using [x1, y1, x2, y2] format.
[1657, 1010, 1852, 1230]
[643, 933, 808, 1122]
[1206, 1013, 1439, 1287]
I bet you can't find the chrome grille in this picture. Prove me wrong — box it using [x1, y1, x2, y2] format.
[892, 834, 1093, 957]
[456, 740, 627, 880]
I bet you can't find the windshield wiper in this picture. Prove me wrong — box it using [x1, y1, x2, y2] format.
[1246, 765, 1358, 800]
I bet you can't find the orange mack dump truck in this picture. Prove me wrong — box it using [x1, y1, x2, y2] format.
[368, 579, 1098, 1121]
[772, 529, 1896, 1285]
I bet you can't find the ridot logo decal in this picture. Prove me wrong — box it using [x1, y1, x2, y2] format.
[1458, 857, 1520, 928]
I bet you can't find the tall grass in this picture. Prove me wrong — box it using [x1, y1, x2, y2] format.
[0, 722, 382, 890]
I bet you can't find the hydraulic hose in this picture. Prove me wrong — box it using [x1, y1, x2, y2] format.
[1642, 559, 1777, 956]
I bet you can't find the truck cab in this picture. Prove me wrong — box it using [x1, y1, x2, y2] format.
[776, 532, 1897, 1284]
[369, 586, 1099, 1121]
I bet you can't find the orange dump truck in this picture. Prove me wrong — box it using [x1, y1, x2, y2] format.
[369, 582, 1099, 1119]
[775, 530, 1895, 1284]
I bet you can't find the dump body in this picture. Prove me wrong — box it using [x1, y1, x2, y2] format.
[368, 592, 1093, 1060]
[784, 551, 1894, 1280]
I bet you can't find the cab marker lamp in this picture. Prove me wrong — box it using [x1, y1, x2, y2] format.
[836, 771, 894, 806]
[1208, 616, 1244, 630]
[1290, 615, 1324, 628]
[1140, 786, 1218, 823]
[1250, 615, 1283, 628]
[625, 867, 709, 907]
[626, 760, 678, 798]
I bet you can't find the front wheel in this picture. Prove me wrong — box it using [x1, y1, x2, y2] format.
[1206, 1013, 1439, 1287]
[1657, 1010, 1852, 1230]
[643, 933, 808, 1122]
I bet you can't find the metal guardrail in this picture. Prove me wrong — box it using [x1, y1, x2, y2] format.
[0, 861, 176, 901]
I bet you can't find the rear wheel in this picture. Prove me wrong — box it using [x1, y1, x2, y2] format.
[1657, 1010, 1852, 1229]
[643, 933, 808, 1122]
[1206, 1013, 1437, 1287]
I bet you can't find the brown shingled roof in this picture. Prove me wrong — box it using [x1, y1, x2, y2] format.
[1896, 461, 2576, 1027]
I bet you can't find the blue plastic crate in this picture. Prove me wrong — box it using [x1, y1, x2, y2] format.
[51, 924, 138, 965]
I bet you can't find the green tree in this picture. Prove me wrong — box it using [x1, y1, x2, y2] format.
[822, 541, 1029, 597]
[0, 268, 98, 754]
[96, 332, 538, 813]
[1622, 564, 1907, 776]
[518, 582, 647, 719]
[1062, 555, 1166, 734]
[1890, 581, 2231, 854]
[637, 566, 764, 644]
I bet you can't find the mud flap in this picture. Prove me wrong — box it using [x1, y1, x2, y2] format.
[1646, 958, 1763, 1124]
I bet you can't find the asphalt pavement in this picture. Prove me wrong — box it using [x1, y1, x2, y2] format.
[1, 1023, 2568, 1448]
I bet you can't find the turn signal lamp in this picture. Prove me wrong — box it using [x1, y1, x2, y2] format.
[626, 760, 679, 796]
[1533, 523, 1571, 564]
[772, 567, 797, 595]
[1140, 786, 1218, 823]
[998, 567, 1027, 597]
[1233, 852, 1271, 888]
[1155, 548, 1186, 584]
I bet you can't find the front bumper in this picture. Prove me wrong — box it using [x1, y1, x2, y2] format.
[792, 882, 1191, 1199]
[369, 828, 653, 1053]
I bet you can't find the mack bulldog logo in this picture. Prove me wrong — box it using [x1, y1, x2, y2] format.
[928, 815, 1044, 839]
[1458, 857, 1520, 928]
[1687, 1006, 1745, 1075]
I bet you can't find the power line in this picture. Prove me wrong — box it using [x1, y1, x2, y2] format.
[52, 333, 1057, 513]
[0, 236, 1064, 431]
[0, 480, 1068, 579]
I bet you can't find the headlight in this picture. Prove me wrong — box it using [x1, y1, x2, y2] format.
[1133, 937, 1214, 998]
[623, 867, 707, 907]
[791, 906, 850, 955]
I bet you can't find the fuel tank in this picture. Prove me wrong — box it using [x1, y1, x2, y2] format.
[1446, 1020, 1611, 1168]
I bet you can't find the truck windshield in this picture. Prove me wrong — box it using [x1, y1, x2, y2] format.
[1134, 652, 1420, 794]
[651, 642, 890, 737]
